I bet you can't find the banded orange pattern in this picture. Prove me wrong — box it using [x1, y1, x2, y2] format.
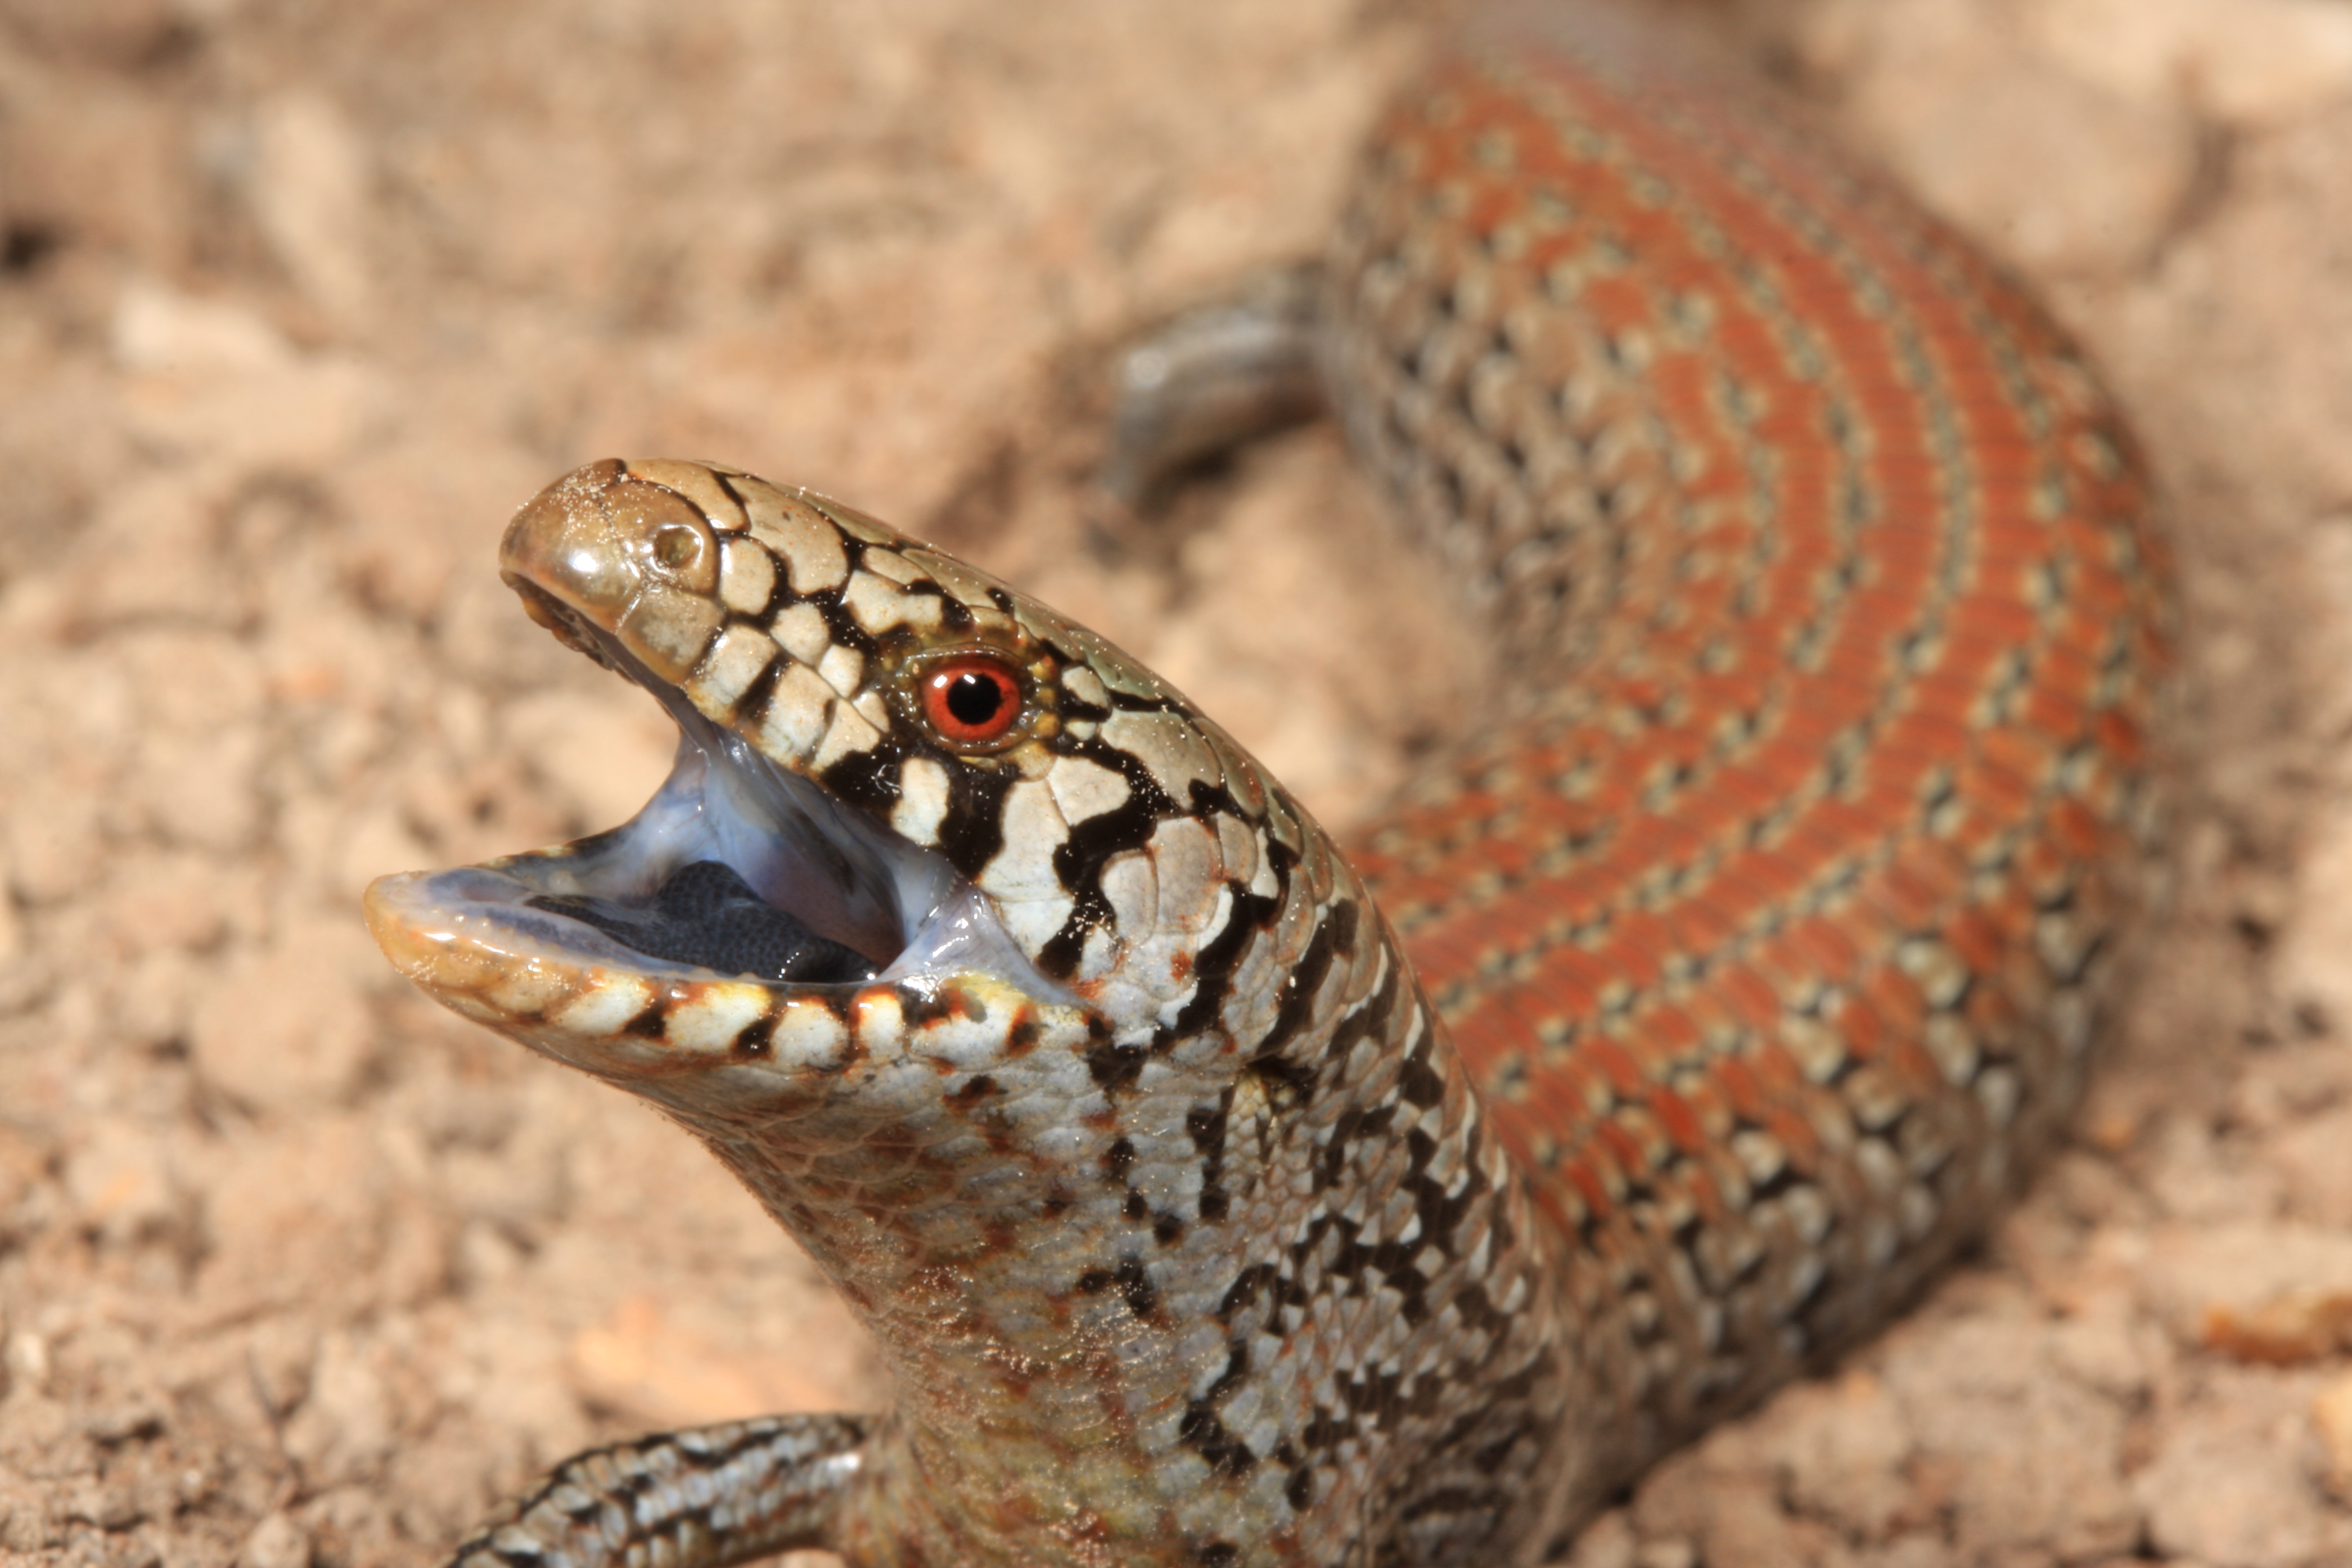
[1331, 10, 2169, 1437]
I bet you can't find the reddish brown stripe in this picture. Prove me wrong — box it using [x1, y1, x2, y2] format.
[1329, 16, 2167, 1388]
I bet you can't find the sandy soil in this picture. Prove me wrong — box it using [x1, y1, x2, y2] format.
[7, 0, 2352, 1564]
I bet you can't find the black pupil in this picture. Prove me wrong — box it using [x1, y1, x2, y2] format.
[945, 670, 1006, 727]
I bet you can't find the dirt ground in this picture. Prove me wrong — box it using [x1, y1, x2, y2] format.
[6, 0, 2352, 1564]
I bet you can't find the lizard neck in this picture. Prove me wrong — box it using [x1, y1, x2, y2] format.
[678, 904, 1584, 1566]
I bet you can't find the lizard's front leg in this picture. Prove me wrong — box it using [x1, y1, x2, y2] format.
[447, 1413, 869, 1568]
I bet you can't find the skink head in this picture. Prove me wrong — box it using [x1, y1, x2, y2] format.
[367, 459, 1359, 1127]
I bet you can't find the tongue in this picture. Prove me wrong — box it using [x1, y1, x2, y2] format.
[529, 860, 883, 985]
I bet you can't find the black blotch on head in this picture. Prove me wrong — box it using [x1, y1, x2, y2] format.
[1163, 886, 1281, 1044]
[816, 739, 902, 814]
[933, 761, 1019, 880]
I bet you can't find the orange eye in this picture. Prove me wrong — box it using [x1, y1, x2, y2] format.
[918, 655, 1025, 748]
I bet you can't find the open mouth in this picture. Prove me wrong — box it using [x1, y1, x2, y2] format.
[372, 603, 1044, 1001]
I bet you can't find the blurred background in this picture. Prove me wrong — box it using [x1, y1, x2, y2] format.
[5, 0, 2352, 1563]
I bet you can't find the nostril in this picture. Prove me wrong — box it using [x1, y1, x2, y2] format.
[653, 524, 702, 570]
